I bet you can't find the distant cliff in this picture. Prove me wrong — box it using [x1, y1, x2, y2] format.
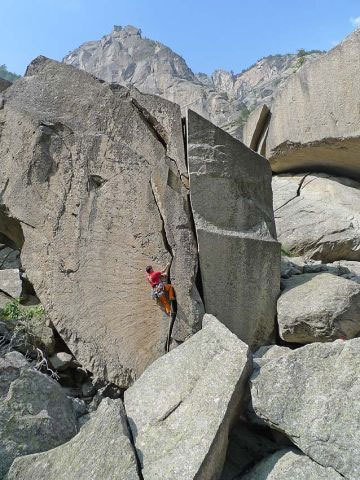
[63, 25, 323, 138]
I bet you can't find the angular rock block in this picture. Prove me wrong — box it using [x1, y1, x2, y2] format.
[242, 104, 270, 154]
[241, 449, 343, 480]
[7, 398, 140, 480]
[250, 339, 360, 479]
[266, 29, 360, 180]
[0, 57, 203, 387]
[187, 109, 280, 348]
[273, 173, 360, 262]
[0, 269, 21, 299]
[0, 351, 77, 478]
[278, 273, 360, 343]
[125, 314, 251, 480]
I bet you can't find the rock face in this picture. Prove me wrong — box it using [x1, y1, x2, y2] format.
[7, 398, 140, 480]
[0, 78, 11, 93]
[125, 314, 251, 480]
[63, 25, 322, 139]
[187, 110, 280, 348]
[0, 269, 21, 298]
[0, 56, 203, 387]
[250, 339, 360, 479]
[265, 29, 360, 179]
[278, 273, 360, 343]
[0, 351, 77, 478]
[241, 449, 343, 480]
[273, 173, 360, 262]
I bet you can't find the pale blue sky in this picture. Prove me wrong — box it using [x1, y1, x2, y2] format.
[1, 0, 359, 75]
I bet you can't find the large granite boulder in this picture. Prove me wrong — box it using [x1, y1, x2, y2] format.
[0, 56, 203, 387]
[125, 314, 251, 480]
[6, 398, 140, 480]
[273, 173, 360, 262]
[187, 109, 280, 348]
[278, 273, 360, 343]
[266, 29, 360, 180]
[241, 449, 343, 480]
[0, 351, 77, 478]
[250, 339, 360, 479]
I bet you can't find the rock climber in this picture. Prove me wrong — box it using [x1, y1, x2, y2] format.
[145, 263, 175, 317]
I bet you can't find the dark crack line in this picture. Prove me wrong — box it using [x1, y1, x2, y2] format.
[274, 173, 311, 212]
[122, 402, 144, 480]
[131, 97, 168, 149]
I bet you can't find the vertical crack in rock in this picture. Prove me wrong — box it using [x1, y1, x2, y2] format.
[149, 178, 177, 352]
[122, 402, 145, 480]
[274, 172, 311, 212]
[131, 97, 168, 149]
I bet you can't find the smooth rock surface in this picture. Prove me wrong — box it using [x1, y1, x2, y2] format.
[0, 351, 77, 478]
[50, 352, 74, 371]
[266, 29, 360, 179]
[0, 56, 203, 387]
[250, 339, 360, 479]
[125, 314, 251, 480]
[273, 173, 360, 262]
[241, 449, 343, 480]
[278, 273, 360, 343]
[187, 109, 280, 348]
[7, 398, 140, 480]
[0, 269, 21, 299]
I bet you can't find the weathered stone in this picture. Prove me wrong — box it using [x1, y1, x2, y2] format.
[273, 173, 360, 262]
[253, 345, 292, 369]
[241, 449, 343, 480]
[187, 109, 280, 348]
[125, 314, 251, 480]
[278, 273, 360, 343]
[0, 246, 20, 270]
[0, 56, 203, 387]
[50, 351, 74, 371]
[0, 269, 21, 298]
[267, 30, 360, 179]
[0, 351, 77, 478]
[250, 339, 360, 479]
[6, 398, 140, 480]
[242, 104, 270, 153]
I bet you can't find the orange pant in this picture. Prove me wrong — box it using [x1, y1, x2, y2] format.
[157, 284, 175, 316]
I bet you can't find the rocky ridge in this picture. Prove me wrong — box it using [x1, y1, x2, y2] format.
[63, 25, 322, 139]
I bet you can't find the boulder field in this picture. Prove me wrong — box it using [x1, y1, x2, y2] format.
[1, 24, 360, 479]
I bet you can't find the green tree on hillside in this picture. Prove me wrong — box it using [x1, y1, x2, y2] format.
[0, 64, 20, 82]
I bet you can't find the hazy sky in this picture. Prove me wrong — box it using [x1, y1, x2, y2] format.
[1, 0, 359, 75]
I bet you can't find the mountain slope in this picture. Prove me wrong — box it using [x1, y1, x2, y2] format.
[64, 25, 323, 138]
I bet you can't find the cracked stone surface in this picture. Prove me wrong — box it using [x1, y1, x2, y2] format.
[266, 29, 360, 180]
[241, 449, 343, 480]
[273, 173, 360, 262]
[7, 398, 140, 480]
[250, 339, 360, 479]
[187, 109, 280, 348]
[0, 56, 203, 388]
[125, 314, 251, 480]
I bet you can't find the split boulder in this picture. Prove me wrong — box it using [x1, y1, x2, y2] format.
[125, 314, 251, 480]
[0, 56, 203, 387]
[187, 109, 280, 348]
